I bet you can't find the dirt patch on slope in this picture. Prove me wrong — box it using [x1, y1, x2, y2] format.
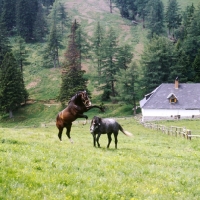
[26, 79, 41, 89]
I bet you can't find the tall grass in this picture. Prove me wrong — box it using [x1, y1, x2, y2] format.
[1, 118, 200, 199]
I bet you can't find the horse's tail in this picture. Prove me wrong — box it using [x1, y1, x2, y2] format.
[119, 124, 133, 137]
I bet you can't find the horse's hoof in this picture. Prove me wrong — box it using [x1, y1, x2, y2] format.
[69, 139, 73, 144]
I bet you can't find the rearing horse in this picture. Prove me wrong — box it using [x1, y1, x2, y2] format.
[56, 90, 104, 143]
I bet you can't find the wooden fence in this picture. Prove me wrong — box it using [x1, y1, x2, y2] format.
[141, 122, 200, 140]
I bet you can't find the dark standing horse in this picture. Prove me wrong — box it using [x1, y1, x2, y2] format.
[90, 116, 132, 149]
[56, 91, 103, 143]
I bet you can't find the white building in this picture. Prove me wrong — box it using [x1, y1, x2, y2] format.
[140, 79, 200, 122]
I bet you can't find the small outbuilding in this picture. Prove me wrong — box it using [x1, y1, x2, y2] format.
[140, 78, 200, 122]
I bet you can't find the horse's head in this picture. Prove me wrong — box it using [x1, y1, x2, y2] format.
[90, 116, 101, 134]
[79, 90, 91, 106]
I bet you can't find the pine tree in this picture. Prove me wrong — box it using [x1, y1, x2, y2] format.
[75, 26, 90, 65]
[172, 4, 195, 41]
[115, 61, 139, 115]
[0, 20, 10, 66]
[50, 1, 70, 37]
[117, 44, 133, 70]
[135, 0, 149, 28]
[33, 1, 47, 42]
[0, 52, 28, 118]
[42, 0, 55, 7]
[12, 36, 28, 72]
[145, 0, 164, 38]
[0, 0, 3, 14]
[44, 1, 69, 68]
[193, 49, 200, 83]
[165, 0, 181, 36]
[57, 2, 69, 36]
[16, 0, 38, 42]
[141, 36, 178, 94]
[91, 22, 105, 83]
[181, 5, 200, 81]
[45, 22, 60, 68]
[100, 27, 119, 100]
[1, 0, 16, 35]
[59, 20, 88, 105]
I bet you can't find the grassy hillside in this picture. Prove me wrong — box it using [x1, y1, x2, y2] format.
[1, 0, 198, 125]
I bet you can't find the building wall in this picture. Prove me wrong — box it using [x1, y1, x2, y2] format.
[141, 109, 200, 122]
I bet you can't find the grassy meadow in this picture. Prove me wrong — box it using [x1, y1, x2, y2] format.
[1, 117, 200, 200]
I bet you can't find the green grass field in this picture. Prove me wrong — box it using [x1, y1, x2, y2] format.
[1, 118, 200, 199]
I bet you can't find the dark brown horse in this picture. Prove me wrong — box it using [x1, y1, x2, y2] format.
[56, 90, 104, 143]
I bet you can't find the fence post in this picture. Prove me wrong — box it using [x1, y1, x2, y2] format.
[187, 130, 191, 140]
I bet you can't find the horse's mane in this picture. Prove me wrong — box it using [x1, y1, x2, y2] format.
[68, 91, 83, 105]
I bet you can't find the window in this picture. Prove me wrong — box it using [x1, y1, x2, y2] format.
[170, 98, 177, 103]
[167, 93, 178, 104]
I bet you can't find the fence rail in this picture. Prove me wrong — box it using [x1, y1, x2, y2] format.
[141, 122, 200, 140]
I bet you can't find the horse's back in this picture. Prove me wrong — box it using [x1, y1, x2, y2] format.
[101, 118, 120, 133]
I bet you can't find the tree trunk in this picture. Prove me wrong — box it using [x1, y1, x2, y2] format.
[56, 47, 60, 67]
[111, 80, 115, 97]
[109, 0, 112, 13]
[9, 110, 13, 118]
[53, 57, 57, 68]
[142, 14, 145, 29]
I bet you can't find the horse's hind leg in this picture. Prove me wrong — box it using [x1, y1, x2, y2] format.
[58, 128, 63, 141]
[66, 123, 73, 143]
[107, 133, 112, 148]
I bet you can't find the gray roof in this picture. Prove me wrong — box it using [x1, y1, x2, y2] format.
[140, 83, 200, 109]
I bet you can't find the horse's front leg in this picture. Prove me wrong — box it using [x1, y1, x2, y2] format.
[77, 114, 88, 125]
[93, 134, 96, 147]
[86, 105, 104, 112]
[96, 133, 101, 148]
[66, 123, 73, 143]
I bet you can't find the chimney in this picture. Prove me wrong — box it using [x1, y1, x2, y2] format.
[175, 77, 179, 89]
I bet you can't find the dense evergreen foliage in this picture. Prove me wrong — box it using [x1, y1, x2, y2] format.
[0, 53, 28, 118]
[0, 20, 11, 66]
[1, 0, 16, 35]
[16, 0, 39, 42]
[99, 27, 119, 100]
[165, 0, 181, 36]
[114, 61, 139, 114]
[145, 0, 164, 38]
[91, 22, 105, 83]
[141, 36, 180, 93]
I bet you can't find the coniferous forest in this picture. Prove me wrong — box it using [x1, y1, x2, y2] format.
[0, 0, 200, 117]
